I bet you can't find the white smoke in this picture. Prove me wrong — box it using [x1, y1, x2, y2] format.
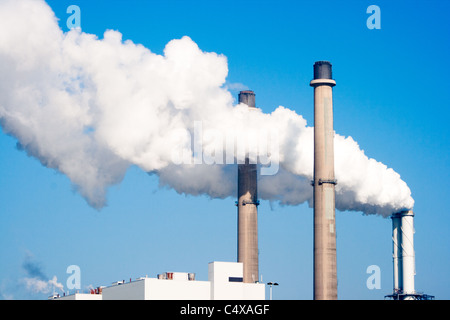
[22, 276, 64, 295]
[0, 0, 414, 216]
[21, 252, 64, 295]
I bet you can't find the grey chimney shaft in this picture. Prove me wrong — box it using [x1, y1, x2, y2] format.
[310, 61, 338, 300]
[237, 90, 259, 283]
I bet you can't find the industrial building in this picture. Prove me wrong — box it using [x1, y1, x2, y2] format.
[52, 62, 433, 301]
[52, 261, 265, 300]
[54, 91, 266, 301]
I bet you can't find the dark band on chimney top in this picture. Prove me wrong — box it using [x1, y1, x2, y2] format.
[313, 61, 332, 80]
[239, 90, 256, 108]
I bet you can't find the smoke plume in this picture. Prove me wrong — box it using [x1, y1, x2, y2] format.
[21, 252, 64, 295]
[0, 0, 414, 217]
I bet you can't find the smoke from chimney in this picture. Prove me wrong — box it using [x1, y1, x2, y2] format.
[0, 0, 413, 217]
[21, 252, 64, 295]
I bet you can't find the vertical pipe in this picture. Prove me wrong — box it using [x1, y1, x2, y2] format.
[392, 213, 403, 294]
[401, 210, 415, 299]
[310, 61, 338, 300]
[237, 90, 259, 283]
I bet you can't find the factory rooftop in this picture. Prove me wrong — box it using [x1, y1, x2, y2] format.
[51, 261, 265, 300]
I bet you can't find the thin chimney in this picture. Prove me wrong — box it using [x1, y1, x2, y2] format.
[310, 61, 338, 300]
[237, 90, 259, 283]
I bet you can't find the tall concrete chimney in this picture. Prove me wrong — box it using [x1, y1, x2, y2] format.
[237, 90, 259, 283]
[310, 61, 338, 300]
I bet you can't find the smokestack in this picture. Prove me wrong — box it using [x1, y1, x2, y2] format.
[310, 61, 338, 300]
[390, 210, 415, 299]
[387, 210, 434, 300]
[400, 210, 415, 298]
[237, 90, 259, 283]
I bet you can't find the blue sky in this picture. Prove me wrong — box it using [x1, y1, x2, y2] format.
[0, 0, 449, 300]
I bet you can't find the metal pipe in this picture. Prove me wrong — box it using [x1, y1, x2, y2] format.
[390, 210, 415, 299]
[237, 90, 259, 283]
[267, 282, 278, 300]
[392, 212, 403, 293]
[401, 210, 415, 298]
[310, 61, 338, 300]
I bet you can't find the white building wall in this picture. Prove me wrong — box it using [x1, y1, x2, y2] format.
[55, 293, 102, 300]
[101, 275, 210, 300]
[102, 280, 146, 300]
[145, 278, 210, 300]
[209, 261, 264, 300]
[55, 261, 265, 300]
[243, 283, 265, 300]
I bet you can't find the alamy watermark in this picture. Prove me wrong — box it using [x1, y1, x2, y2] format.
[367, 5, 381, 30]
[170, 121, 280, 176]
[366, 265, 381, 290]
[67, 5, 81, 30]
[66, 264, 81, 290]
